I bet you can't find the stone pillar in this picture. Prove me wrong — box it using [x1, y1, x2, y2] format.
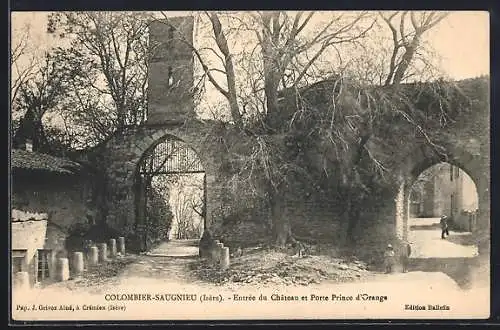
[476, 184, 490, 257]
[118, 237, 126, 255]
[220, 247, 230, 270]
[395, 177, 406, 240]
[98, 243, 108, 263]
[13, 272, 30, 291]
[109, 239, 117, 258]
[88, 246, 98, 266]
[402, 180, 410, 241]
[72, 252, 84, 277]
[49, 251, 57, 280]
[55, 258, 70, 282]
[204, 174, 216, 229]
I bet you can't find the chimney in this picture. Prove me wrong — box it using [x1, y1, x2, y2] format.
[25, 139, 33, 152]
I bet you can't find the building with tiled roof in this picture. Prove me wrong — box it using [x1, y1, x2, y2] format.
[11, 148, 82, 175]
[10, 143, 101, 289]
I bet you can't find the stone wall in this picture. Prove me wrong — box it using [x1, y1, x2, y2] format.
[89, 77, 489, 257]
[11, 211, 48, 287]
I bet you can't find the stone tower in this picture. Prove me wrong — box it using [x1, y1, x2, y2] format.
[147, 16, 195, 125]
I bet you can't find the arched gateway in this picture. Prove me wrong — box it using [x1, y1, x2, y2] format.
[87, 122, 221, 252]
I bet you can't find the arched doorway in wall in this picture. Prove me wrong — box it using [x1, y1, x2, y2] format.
[135, 134, 206, 251]
[407, 161, 479, 259]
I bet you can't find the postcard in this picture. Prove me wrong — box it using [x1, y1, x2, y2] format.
[10, 10, 490, 322]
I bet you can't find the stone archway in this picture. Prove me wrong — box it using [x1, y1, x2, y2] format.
[394, 141, 489, 256]
[93, 121, 222, 252]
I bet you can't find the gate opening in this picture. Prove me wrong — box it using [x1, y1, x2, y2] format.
[135, 135, 206, 250]
[407, 162, 479, 259]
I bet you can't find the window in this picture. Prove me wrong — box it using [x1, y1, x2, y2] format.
[12, 250, 27, 273]
[456, 167, 460, 179]
[449, 165, 454, 181]
[37, 249, 51, 282]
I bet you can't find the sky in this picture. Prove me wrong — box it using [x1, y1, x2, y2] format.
[426, 11, 489, 80]
[11, 11, 490, 81]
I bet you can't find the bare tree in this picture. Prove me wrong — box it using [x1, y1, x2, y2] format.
[379, 11, 449, 86]
[167, 175, 204, 239]
[12, 53, 70, 152]
[11, 22, 38, 106]
[157, 11, 377, 245]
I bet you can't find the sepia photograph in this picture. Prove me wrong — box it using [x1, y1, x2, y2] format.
[9, 10, 490, 322]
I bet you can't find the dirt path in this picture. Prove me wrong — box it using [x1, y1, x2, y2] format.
[408, 217, 478, 258]
[15, 239, 489, 321]
[115, 240, 208, 287]
[43, 237, 487, 294]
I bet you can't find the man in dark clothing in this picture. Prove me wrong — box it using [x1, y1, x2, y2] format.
[440, 215, 449, 239]
[400, 241, 411, 273]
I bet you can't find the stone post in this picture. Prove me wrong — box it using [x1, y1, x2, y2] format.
[109, 239, 117, 258]
[88, 246, 98, 267]
[55, 258, 70, 282]
[13, 272, 30, 291]
[49, 251, 57, 280]
[220, 247, 230, 270]
[72, 252, 84, 277]
[118, 237, 126, 255]
[98, 243, 108, 263]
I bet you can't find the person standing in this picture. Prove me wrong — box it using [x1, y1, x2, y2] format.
[400, 241, 411, 273]
[440, 215, 449, 239]
[384, 244, 396, 274]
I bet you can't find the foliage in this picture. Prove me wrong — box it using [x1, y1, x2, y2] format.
[144, 187, 174, 246]
[48, 12, 150, 127]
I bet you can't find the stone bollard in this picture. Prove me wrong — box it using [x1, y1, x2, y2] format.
[72, 252, 84, 277]
[109, 239, 117, 258]
[88, 246, 98, 267]
[220, 247, 230, 270]
[98, 243, 108, 263]
[56, 258, 70, 282]
[49, 251, 57, 279]
[118, 237, 126, 255]
[13, 271, 30, 291]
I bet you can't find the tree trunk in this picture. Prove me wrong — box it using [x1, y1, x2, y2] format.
[392, 39, 419, 86]
[346, 202, 360, 245]
[274, 215, 292, 247]
[345, 173, 361, 245]
[269, 188, 293, 247]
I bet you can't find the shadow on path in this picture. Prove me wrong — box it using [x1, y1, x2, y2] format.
[409, 257, 481, 289]
[410, 224, 441, 230]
